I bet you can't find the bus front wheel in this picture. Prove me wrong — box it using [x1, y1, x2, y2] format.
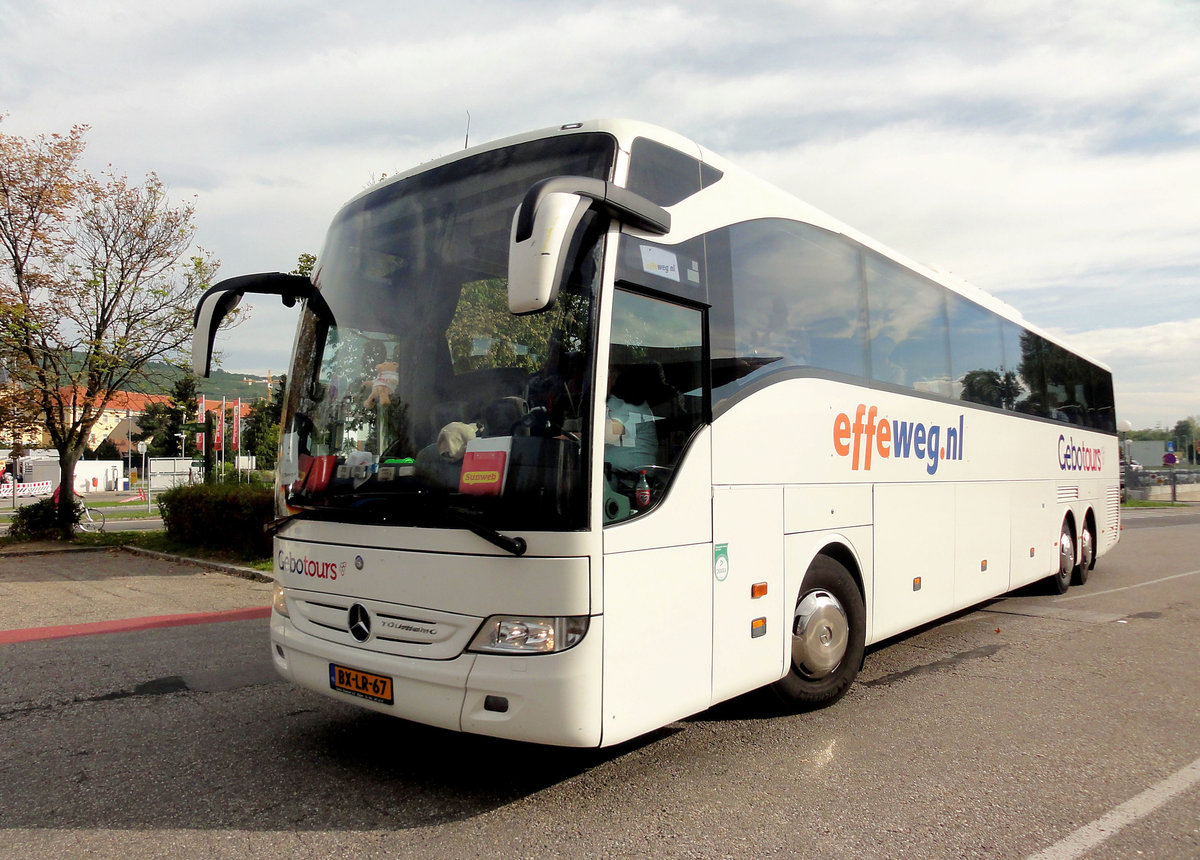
[771, 555, 865, 710]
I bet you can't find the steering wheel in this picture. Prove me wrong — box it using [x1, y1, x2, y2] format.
[511, 407, 579, 442]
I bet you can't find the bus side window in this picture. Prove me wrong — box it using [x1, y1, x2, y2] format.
[604, 290, 704, 524]
[711, 219, 868, 408]
[865, 255, 951, 394]
[947, 291, 1007, 408]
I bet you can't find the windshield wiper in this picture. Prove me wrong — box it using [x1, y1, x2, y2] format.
[265, 502, 334, 536]
[441, 504, 528, 557]
[319, 491, 528, 557]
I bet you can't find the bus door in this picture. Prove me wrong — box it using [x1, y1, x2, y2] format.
[711, 485, 786, 702]
[600, 290, 712, 745]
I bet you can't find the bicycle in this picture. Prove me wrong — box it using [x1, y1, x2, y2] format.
[75, 504, 106, 533]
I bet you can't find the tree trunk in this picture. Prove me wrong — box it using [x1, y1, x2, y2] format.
[55, 448, 83, 540]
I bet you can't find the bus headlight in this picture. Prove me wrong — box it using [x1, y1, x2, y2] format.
[468, 615, 588, 654]
[272, 583, 290, 618]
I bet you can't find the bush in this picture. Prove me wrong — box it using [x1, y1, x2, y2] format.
[157, 483, 274, 560]
[8, 497, 80, 541]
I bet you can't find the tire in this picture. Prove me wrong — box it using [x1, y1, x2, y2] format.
[76, 508, 105, 533]
[771, 554, 866, 709]
[1049, 518, 1074, 594]
[1072, 520, 1095, 586]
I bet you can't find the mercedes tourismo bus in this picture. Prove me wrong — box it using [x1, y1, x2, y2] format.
[193, 120, 1119, 747]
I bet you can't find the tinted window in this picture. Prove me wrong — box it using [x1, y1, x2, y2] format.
[865, 256, 951, 395]
[1005, 326, 1048, 417]
[604, 290, 705, 524]
[947, 292, 1009, 407]
[1043, 341, 1088, 425]
[1085, 362, 1117, 431]
[627, 138, 711, 207]
[708, 220, 867, 404]
[1041, 339, 1115, 431]
[696, 219, 1115, 434]
[615, 234, 708, 304]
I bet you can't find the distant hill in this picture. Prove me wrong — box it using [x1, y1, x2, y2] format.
[124, 359, 279, 402]
[199, 367, 279, 402]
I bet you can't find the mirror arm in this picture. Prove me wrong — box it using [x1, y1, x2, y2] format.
[192, 272, 331, 378]
[513, 176, 670, 243]
[192, 272, 328, 326]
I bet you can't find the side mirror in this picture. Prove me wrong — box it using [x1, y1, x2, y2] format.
[507, 176, 670, 315]
[192, 272, 330, 377]
[507, 192, 592, 315]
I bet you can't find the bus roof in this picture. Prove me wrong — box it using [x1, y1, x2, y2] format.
[340, 118, 1110, 373]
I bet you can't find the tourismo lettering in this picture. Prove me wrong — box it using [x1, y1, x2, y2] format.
[278, 551, 345, 581]
[833, 404, 965, 476]
[1058, 435, 1103, 472]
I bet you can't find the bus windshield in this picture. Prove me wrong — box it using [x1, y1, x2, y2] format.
[278, 134, 615, 532]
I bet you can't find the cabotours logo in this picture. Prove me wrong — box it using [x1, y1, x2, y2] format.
[833, 404, 965, 475]
[278, 551, 346, 581]
[1058, 435, 1103, 472]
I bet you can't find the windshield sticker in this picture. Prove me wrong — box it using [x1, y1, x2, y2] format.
[640, 245, 680, 282]
[279, 432, 299, 484]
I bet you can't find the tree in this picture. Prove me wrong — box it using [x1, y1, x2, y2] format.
[130, 374, 199, 457]
[0, 375, 41, 443]
[0, 120, 225, 535]
[242, 373, 286, 470]
[960, 369, 1023, 411]
[291, 252, 316, 279]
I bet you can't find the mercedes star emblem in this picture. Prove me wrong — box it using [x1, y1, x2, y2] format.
[348, 604, 371, 642]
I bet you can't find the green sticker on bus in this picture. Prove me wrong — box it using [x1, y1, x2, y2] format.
[714, 543, 730, 582]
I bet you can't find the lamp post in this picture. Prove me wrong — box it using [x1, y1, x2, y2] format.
[137, 440, 150, 513]
[1118, 420, 1133, 501]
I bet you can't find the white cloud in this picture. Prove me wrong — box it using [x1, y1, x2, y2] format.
[2, 0, 1198, 429]
[1056, 318, 1200, 428]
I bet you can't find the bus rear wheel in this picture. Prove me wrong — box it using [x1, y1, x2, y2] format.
[1072, 520, 1095, 586]
[1050, 519, 1075, 594]
[771, 555, 865, 710]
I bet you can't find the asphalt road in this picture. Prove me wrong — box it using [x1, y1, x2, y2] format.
[0, 509, 1197, 859]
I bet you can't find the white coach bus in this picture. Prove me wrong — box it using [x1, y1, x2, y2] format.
[193, 120, 1119, 747]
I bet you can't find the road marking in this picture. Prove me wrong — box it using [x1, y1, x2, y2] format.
[1026, 755, 1200, 860]
[0, 605, 271, 645]
[1054, 568, 1200, 603]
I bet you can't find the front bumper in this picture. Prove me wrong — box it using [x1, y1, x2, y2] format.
[271, 610, 604, 746]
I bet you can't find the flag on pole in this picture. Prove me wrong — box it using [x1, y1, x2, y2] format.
[232, 398, 242, 452]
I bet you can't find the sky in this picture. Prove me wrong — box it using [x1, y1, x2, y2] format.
[2, 0, 1197, 430]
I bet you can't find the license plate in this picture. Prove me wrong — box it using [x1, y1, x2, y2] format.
[329, 663, 393, 705]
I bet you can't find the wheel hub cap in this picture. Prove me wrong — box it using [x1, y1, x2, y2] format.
[792, 590, 848, 679]
[1059, 531, 1075, 577]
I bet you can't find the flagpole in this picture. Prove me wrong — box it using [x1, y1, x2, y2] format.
[235, 398, 242, 483]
